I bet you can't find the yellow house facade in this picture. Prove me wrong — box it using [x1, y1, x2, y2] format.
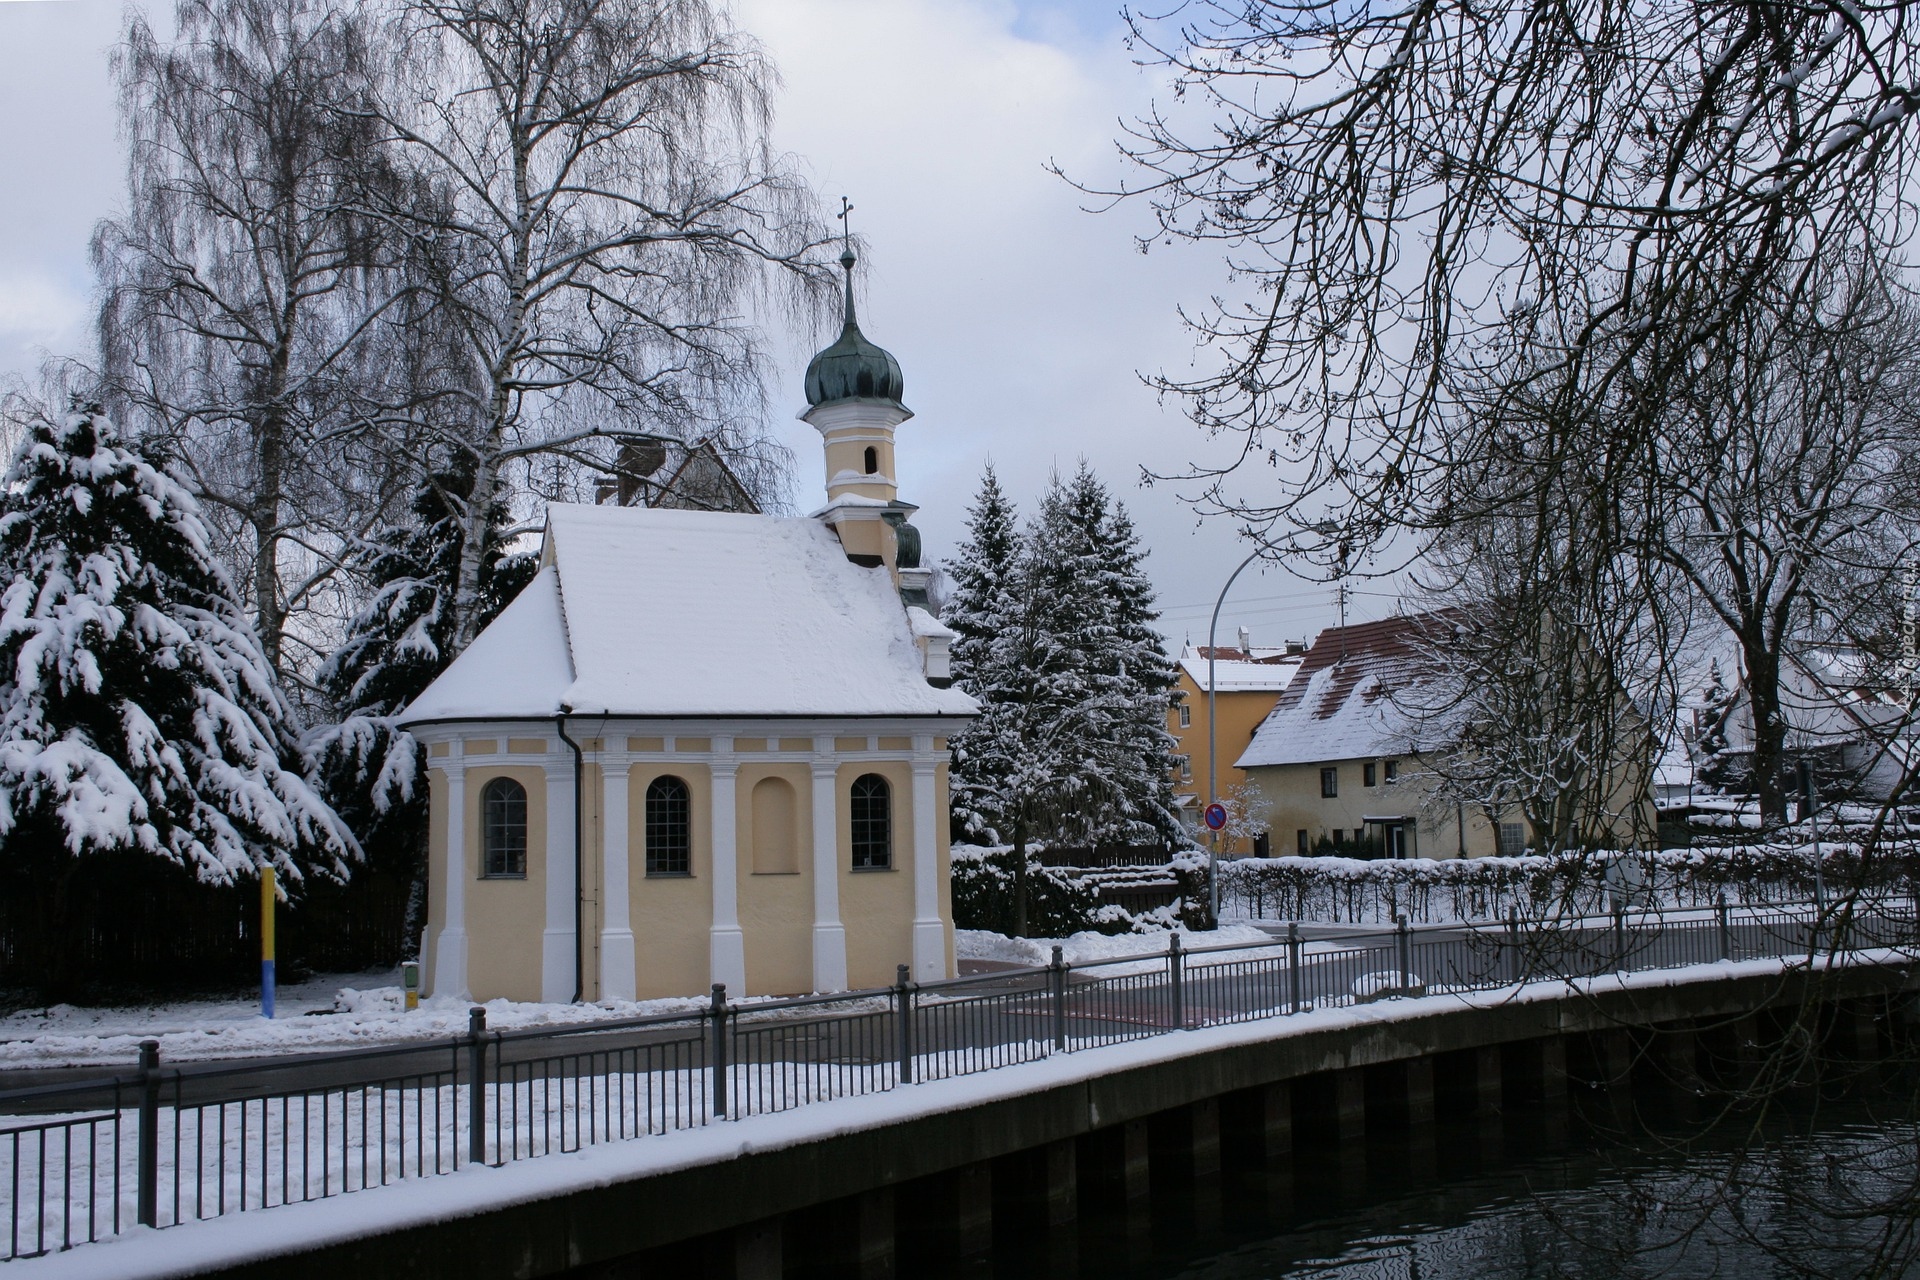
[401, 247, 976, 1002]
[1167, 638, 1303, 854]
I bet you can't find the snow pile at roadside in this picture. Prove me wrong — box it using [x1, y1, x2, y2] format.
[956, 924, 1274, 969]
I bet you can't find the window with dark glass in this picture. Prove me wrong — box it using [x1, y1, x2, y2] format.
[1363, 761, 1377, 787]
[1384, 760, 1399, 783]
[481, 777, 527, 877]
[1320, 767, 1339, 798]
[1296, 829, 1309, 856]
[850, 773, 892, 870]
[645, 776, 692, 876]
[863, 446, 878, 474]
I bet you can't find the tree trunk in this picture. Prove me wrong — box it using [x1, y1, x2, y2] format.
[253, 401, 287, 673]
[1745, 641, 1790, 826]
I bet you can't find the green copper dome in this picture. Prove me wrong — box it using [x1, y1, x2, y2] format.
[804, 248, 905, 409]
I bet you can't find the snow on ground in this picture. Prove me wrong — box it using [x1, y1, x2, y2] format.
[0, 972, 718, 1072]
[10, 949, 1897, 1280]
[954, 924, 1275, 969]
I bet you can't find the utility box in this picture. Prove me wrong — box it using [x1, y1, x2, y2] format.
[402, 960, 421, 1011]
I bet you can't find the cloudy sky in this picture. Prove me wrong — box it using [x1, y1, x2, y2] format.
[0, 0, 1398, 647]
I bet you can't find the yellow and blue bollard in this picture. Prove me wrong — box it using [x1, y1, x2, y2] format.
[261, 865, 276, 1019]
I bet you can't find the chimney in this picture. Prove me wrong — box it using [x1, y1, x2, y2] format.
[1237, 625, 1252, 655]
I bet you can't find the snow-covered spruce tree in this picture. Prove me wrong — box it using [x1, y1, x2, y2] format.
[306, 465, 535, 896]
[944, 463, 1185, 934]
[943, 466, 1020, 843]
[0, 406, 353, 990]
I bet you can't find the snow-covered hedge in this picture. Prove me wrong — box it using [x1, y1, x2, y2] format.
[950, 844, 1207, 935]
[1216, 843, 1920, 925]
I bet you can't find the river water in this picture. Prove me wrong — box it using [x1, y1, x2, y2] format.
[1042, 1084, 1920, 1280]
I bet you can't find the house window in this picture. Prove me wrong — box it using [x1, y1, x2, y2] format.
[1320, 767, 1338, 798]
[1384, 760, 1399, 783]
[1497, 822, 1526, 858]
[1174, 755, 1192, 782]
[863, 446, 878, 475]
[481, 777, 527, 878]
[1178, 704, 1192, 728]
[1332, 828, 1345, 845]
[1363, 762, 1377, 787]
[645, 776, 692, 876]
[851, 773, 892, 870]
[1252, 831, 1271, 857]
[1297, 829, 1309, 856]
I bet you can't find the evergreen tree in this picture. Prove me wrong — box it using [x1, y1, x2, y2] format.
[0, 405, 353, 885]
[945, 467, 1021, 843]
[943, 461, 1186, 933]
[306, 466, 536, 880]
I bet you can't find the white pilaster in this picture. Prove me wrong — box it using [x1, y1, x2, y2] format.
[910, 735, 945, 981]
[599, 757, 637, 1002]
[708, 741, 747, 994]
[432, 757, 470, 998]
[540, 754, 577, 1002]
[810, 738, 848, 993]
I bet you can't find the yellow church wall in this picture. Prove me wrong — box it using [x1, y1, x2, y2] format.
[626, 761, 714, 1001]
[737, 762, 814, 996]
[464, 762, 549, 1004]
[838, 759, 915, 989]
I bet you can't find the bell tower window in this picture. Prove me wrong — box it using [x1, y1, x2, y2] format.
[863, 446, 878, 475]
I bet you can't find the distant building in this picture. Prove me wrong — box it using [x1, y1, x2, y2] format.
[1236, 613, 1650, 859]
[1167, 632, 1305, 853]
[400, 245, 976, 1003]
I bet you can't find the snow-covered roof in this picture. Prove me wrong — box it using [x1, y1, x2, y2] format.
[1177, 644, 1303, 695]
[1236, 615, 1453, 769]
[402, 504, 977, 725]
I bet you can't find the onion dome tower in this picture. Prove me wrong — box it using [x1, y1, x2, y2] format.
[804, 222, 920, 579]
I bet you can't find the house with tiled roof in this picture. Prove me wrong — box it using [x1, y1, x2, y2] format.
[1236, 611, 1654, 859]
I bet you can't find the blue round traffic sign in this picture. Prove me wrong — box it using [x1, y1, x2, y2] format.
[1203, 803, 1228, 832]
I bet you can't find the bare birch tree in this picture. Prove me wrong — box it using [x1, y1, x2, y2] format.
[363, 0, 829, 651]
[94, 0, 409, 679]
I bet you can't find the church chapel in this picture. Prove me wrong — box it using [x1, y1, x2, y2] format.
[401, 246, 977, 1002]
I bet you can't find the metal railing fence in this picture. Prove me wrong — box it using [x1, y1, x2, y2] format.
[3, 895, 1912, 1260]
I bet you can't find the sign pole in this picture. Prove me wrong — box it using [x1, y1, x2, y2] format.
[261, 865, 276, 1019]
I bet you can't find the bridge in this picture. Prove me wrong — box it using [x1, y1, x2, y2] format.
[5, 901, 1917, 1279]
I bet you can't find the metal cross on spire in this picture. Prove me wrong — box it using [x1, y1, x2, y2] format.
[836, 196, 857, 326]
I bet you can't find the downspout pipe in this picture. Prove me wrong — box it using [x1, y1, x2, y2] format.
[556, 712, 584, 1003]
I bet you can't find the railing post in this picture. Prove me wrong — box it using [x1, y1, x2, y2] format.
[1169, 934, 1185, 1029]
[1717, 891, 1732, 962]
[1506, 907, 1522, 984]
[710, 984, 729, 1119]
[1287, 922, 1303, 1013]
[136, 1039, 159, 1228]
[1612, 905, 1628, 972]
[895, 964, 915, 1084]
[467, 1007, 487, 1167]
[1049, 945, 1068, 1052]
[1395, 914, 1412, 992]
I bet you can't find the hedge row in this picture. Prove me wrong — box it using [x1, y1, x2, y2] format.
[1215, 842, 1920, 926]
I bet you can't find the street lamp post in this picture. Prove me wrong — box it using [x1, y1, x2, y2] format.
[1205, 544, 1278, 924]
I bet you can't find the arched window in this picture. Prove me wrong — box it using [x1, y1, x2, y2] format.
[862, 446, 878, 475]
[850, 774, 891, 870]
[751, 777, 799, 874]
[481, 777, 527, 878]
[645, 776, 692, 876]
